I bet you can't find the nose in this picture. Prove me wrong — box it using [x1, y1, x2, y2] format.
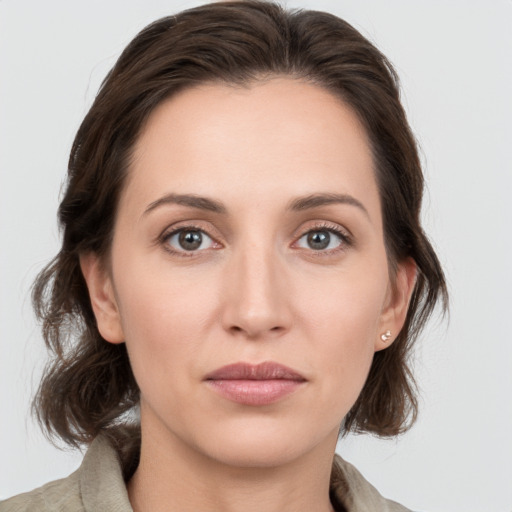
[221, 243, 292, 340]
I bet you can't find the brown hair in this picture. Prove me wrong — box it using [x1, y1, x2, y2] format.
[32, 0, 447, 454]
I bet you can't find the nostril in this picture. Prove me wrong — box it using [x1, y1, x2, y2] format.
[228, 323, 286, 338]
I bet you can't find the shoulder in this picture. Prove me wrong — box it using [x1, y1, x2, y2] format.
[0, 436, 132, 512]
[0, 471, 82, 512]
[331, 454, 412, 512]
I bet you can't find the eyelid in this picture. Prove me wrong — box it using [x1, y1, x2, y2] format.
[158, 221, 224, 256]
[156, 219, 353, 257]
[291, 221, 354, 253]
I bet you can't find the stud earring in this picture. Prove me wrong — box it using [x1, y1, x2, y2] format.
[380, 330, 392, 342]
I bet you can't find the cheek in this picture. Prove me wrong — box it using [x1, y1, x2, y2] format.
[113, 240, 214, 335]
[298, 259, 389, 344]
[111, 254, 220, 395]
[295, 261, 389, 404]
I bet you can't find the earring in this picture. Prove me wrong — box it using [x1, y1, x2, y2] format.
[380, 330, 392, 342]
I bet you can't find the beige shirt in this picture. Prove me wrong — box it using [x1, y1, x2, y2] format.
[0, 436, 411, 511]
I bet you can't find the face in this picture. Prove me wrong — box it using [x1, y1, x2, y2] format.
[82, 78, 414, 468]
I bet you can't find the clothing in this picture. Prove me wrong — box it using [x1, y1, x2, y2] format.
[0, 436, 411, 511]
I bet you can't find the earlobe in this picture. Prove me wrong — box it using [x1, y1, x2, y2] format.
[375, 258, 417, 352]
[79, 252, 125, 344]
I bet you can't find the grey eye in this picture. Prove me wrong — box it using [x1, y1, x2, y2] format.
[297, 230, 343, 251]
[179, 230, 202, 250]
[307, 231, 330, 250]
[167, 229, 214, 252]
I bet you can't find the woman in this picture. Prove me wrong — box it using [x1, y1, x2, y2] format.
[1, 1, 447, 510]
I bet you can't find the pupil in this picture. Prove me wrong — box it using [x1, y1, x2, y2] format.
[307, 231, 330, 250]
[179, 230, 202, 250]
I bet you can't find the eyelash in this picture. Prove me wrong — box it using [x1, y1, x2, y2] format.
[160, 223, 218, 257]
[293, 222, 353, 256]
[159, 222, 353, 258]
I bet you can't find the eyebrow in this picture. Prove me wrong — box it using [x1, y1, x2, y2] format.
[289, 193, 369, 217]
[143, 193, 227, 217]
[142, 192, 368, 218]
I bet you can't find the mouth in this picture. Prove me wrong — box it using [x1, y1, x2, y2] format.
[204, 361, 307, 406]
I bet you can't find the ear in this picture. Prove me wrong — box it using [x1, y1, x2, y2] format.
[79, 252, 125, 344]
[375, 257, 417, 352]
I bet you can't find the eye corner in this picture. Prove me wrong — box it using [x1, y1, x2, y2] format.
[160, 224, 223, 257]
[292, 221, 354, 255]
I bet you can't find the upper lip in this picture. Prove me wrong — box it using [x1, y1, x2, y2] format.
[205, 361, 306, 381]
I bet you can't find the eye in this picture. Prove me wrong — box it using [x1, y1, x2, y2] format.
[295, 228, 346, 251]
[164, 228, 216, 253]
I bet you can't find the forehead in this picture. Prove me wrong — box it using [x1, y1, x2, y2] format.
[123, 78, 380, 221]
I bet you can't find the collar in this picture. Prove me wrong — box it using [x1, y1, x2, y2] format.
[79, 435, 407, 512]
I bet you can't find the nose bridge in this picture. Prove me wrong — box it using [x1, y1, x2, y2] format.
[222, 234, 290, 338]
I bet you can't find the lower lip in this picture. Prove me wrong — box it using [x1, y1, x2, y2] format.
[206, 379, 305, 406]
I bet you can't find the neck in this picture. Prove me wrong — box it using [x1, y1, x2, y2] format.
[127, 420, 338, 512]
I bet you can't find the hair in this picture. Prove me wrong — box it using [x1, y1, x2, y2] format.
[32, 0, 447, 459]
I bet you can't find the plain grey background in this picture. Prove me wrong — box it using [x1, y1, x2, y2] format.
[1, 1, 511, 510]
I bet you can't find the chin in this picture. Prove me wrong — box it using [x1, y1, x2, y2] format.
[206, 440, 305, 469]
[192, 417, 337, 469]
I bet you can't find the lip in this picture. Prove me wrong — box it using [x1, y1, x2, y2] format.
[204, 361, 307, 406]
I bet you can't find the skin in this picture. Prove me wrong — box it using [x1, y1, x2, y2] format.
[81, 78, 416, 512]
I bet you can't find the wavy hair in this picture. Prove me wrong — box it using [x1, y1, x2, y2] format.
[32, 0, 448, 460]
